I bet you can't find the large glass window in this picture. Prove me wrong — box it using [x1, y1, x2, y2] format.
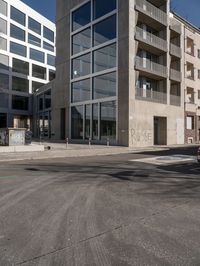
[100, 101, 116, 140]
[0, 0, 7, 16]
[10, 24, 25, 42]
[93, 44, 116, 72]
[93, 72, 116, 99]
[0, 93, 8, 109]
[93, 0, 116, 19]
[28, 17, 41, 35]
[0, 54, 9, 70]
[12, 95, 29, 110]
[0, 73, 9, 90]
[92, 103, 98, 140]
[0, 113, 7, 128]
[71, 106, 83, 139]
[11, 6, 25, 26]
[49, 70, 55, 81]
[44, 90, 51, 109]
[32, 81, 44, 93]
[10, 42, 26, 57]
[12, 76, 29, 93]
[71, 79, 90, 103]
[85, 105, 91, 139]
[30, 48, 44, 63]
[28, 33, 41, 47]
[43, 26, 54, 43]
[47, 54, 55, 66]
[72, 2, 91, 31]
[0, 37, 7, 51]
[13, 58, 29, 75]
[43, 41, 54, 52]
[32, 64, 46, 80]
[72, 28, 91, 55]
[0, 17, 7, 34]
[93, 15, 116, 46]
[72, 53, 90, 79]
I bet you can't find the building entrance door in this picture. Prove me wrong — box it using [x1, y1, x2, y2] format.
[154, 117, 167, 145]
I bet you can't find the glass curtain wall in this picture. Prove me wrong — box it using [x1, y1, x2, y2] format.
[70, 0, 117, 142]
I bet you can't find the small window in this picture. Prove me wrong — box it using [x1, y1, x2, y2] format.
[11, 6, 25, 26]
[0, 53, 9, 70]
[47, 54, 55, 66]
[30, 48, 44, 63]
[10, 42, 27, 57]
[72, 2, 91, 31]
[32, 64, 46, 80]
[0, 0, 7, 16]
[186, 116, 194, 130]
[93, 72, 116, 99]
[12, 95, 29, 110]
[28, 17, 41, 35]
[0, 94, 8, 109]
[93, 15, 116, 46]
[72, 53, 90, 79]
[43, 26, 54, 42]
[43, 41, 54, 52]
[93, 0, 116, 20]
[0, 73, 9, 90]
[71, 79, 90, 103]
[13, 58, 29, 75]
[28, 33, 41, 47]
[0, 37, 7, 51]
[0, 17, 7, 34]
[12, 76, 29, 93]
[10, 24, 25, 42]
[72, 28, 91, 55]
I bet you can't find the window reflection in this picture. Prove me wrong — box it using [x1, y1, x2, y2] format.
[72, 2, 91, 31]
[93, 44, 116, 72]
[71, 106, 83, 139]
[93, 72, 116, 99]
[72, 53, 90, 79]
[100, 101, 116, 140]
[71, 79, 90, 103]
[72, 28, 91, 55]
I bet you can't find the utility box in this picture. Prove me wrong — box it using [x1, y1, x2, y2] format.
[0, 128, 26, 146]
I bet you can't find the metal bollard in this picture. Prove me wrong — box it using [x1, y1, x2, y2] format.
[66, 137, 69, 149]
[107, 137, 110, 147]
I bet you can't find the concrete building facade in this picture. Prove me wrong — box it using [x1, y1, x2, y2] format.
[0, 0, 56, 129]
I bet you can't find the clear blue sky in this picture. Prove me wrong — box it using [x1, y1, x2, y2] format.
[21, 0, 200, 28]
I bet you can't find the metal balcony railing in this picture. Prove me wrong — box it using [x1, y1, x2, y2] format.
[135, 0, 167, 26]
[170, 69, 181, 82]
[135, 56, 167, 78]
[170, 95, 181, 106]
[170, 43, 181, 58]
[136, 88, 167, 104]
[135, 27, 167, 52]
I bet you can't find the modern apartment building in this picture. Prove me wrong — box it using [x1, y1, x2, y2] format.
[0, 0, 55, 129]
[52, 0, 185, 147]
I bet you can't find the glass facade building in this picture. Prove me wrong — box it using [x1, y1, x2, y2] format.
[70, 0, 117, 142]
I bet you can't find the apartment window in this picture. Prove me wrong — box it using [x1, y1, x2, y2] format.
[10, 24, 25, 42]
[12, 76, 29, 93]
[93, 0, 116, 19]
[0, 37, 7, 51]
[0, 54, 9, 70]
[72, 2, 91, 31]
[186, 116, 194, 130]
[72, 53, 90, 79]
[43, 41, 54, 52]
[71, 79, 90, 103]
[0, 17, 7, 34]
[198, 90, 200, 99]
[0, 73, 9, 90]
[71, 106, 83, 139]
[32, 64, 46, 80]
[47, 54, 55, 66]
[0, 93, 8, 109]
[28, 17, 41, 35]
[32, 81, 44, 93]
[10, 42, 26, 57]
[30, 48, 44, 63]
[43, 26, 54, 43]
[93, 15, 116, 46]
[11, 6, 25, 26]
[93, 43, 116, 72]
[72, 28, 91, 55]
[12, 95, 29, 110]
[100, 101, 116, 140]
[13, 58, 29, 75]
[28, 33, 41, 47]
[93, 72, 116, 99]
[0, 0, 7, 16]
[44, 90, 51, 109]
[49, 70, 55, 81]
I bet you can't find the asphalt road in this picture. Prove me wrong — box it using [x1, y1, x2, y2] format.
[0, 146, 200, 265]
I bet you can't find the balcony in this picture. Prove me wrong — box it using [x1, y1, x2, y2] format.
[135, 57, 167, 78]
[136, 88, 167, 104]
[170, 69, 181, 82]
[135, 27, 167, 52]
[170, 18, 182, 34]
[170, 43, 182, 58]
[170, 94, 181, 106]
[135, 0, 167, 26]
